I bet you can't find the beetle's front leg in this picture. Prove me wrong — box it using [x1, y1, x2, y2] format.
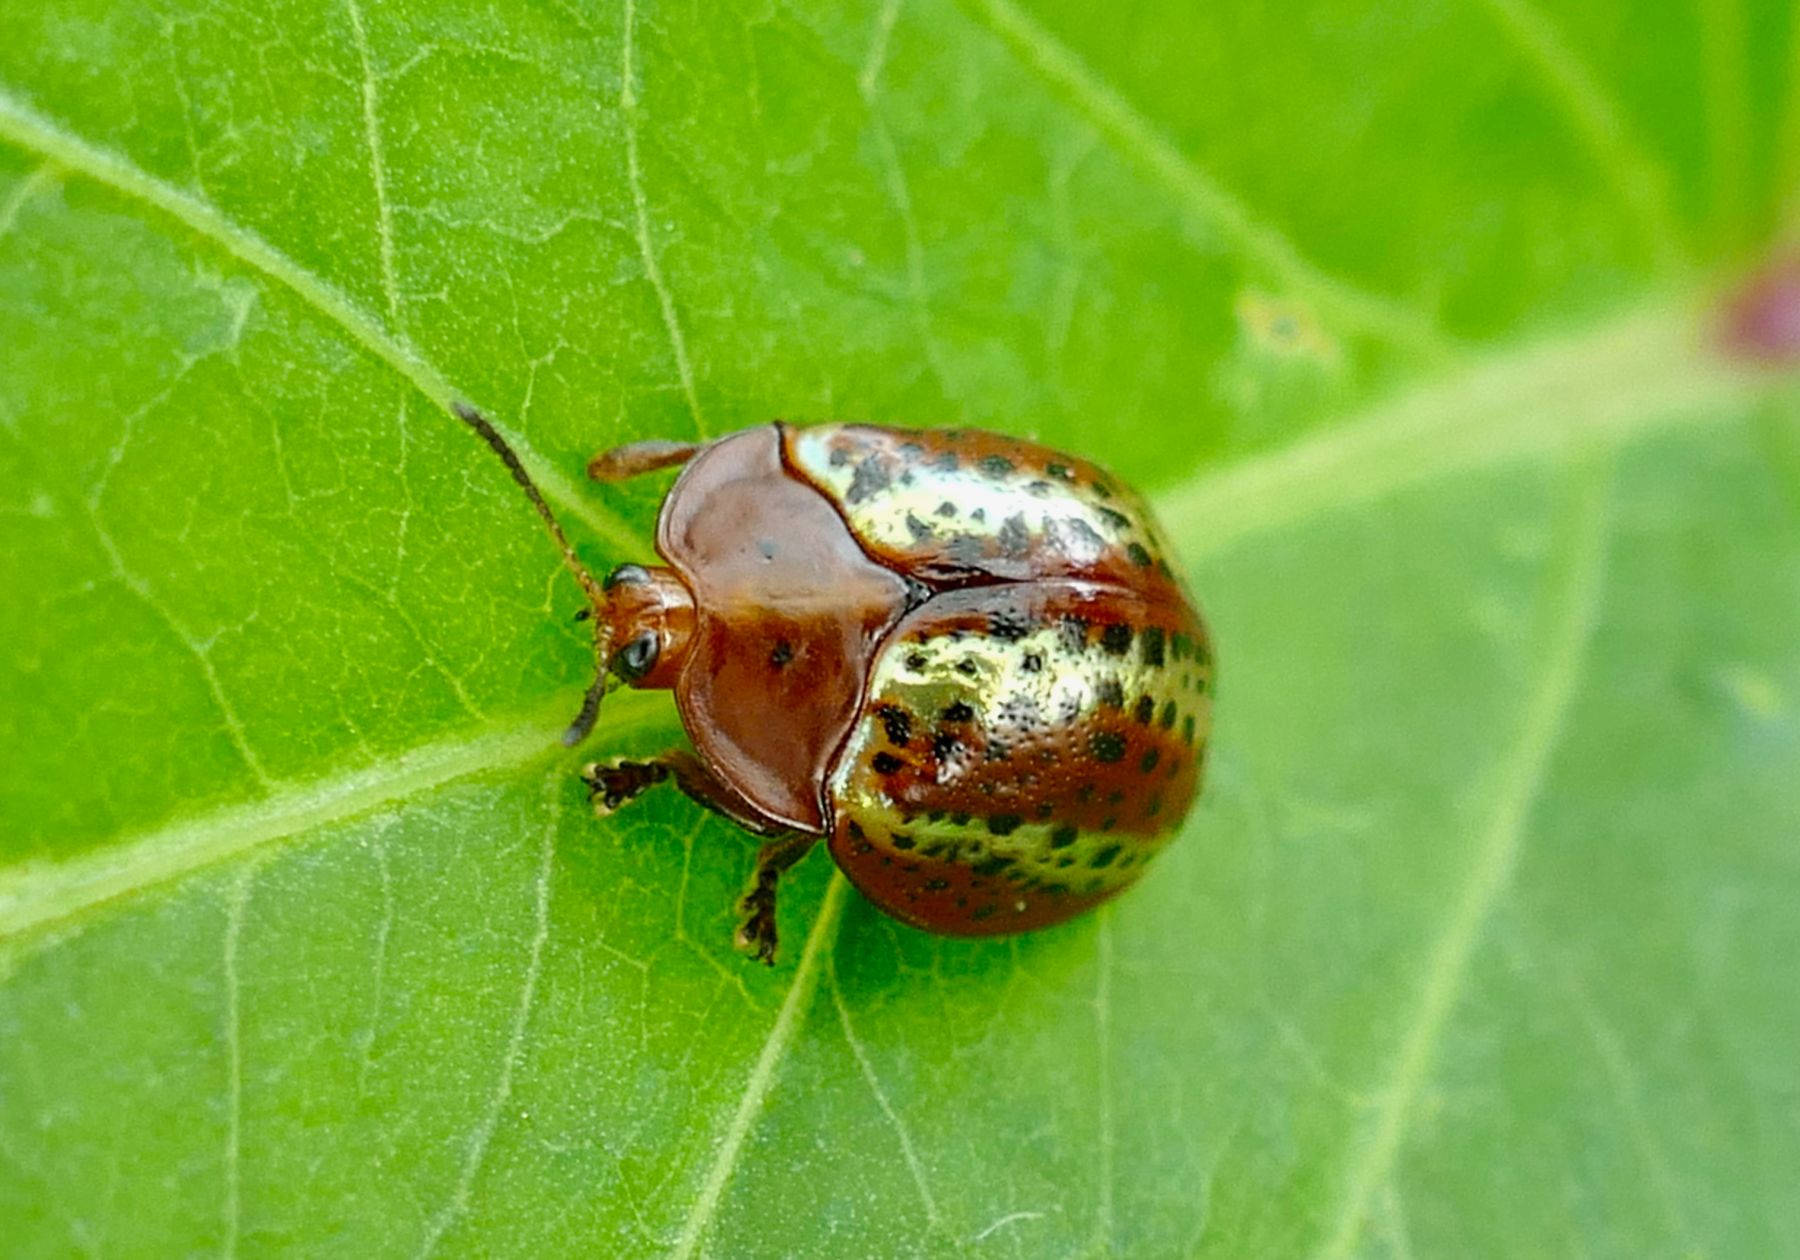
[734, 832, 819, 966]
[581, 755, 673, 813]
[584, 748, 778, 830]
[586, 438, 700, 483]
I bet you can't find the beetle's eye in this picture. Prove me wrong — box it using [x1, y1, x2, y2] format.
[603, 563, 650, 590]
[614, 631, 660, 681]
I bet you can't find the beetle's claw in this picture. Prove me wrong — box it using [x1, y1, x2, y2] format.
[734, 904, 780, 966]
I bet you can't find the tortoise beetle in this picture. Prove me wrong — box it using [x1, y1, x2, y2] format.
[456, 407, 1213, 963]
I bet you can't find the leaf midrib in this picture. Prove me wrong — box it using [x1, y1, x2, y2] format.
[0, 689, 672, 949]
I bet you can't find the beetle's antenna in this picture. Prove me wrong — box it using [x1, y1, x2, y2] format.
[452, 401, 612, 745]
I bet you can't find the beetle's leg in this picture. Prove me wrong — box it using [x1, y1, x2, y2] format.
[586, 439, 701, 483]
[734, 832, 819, 966]
[581, 755, 673, 814]
[583, 749, 781, 832]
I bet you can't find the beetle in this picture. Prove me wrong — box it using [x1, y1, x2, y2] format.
[455, 405, 1213, 962]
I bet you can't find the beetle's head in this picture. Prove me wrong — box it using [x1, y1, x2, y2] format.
[596, 563, 694, 692]
[451, 401, 696, 748]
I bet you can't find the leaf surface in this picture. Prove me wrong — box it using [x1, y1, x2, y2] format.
[2, 1, 1798, 1255]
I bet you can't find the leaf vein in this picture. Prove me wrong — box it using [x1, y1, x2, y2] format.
[220, 864, 254, 1260]
[670, 872, 849, 1259]
[828, 946, 941, 1231]
[0, 86, 645, 557]
[343, 0, 403, 326]
[956, 0, 1450, 358]
[416, 774, 559, 1259]
[1311, 460, 1615, 1259]
[620, 0, 705, 437]
[1473, 0, 1687, 265]
[0, 690, 671, 948]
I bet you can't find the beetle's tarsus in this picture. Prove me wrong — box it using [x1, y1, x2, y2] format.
[732, 833, 816, 965]
[581, 757, 671, 814]
[734, 912, 779, 966]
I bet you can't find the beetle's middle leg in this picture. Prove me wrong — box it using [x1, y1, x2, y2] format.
[734, 832, 819, 966]
[586, 439, 700, 483]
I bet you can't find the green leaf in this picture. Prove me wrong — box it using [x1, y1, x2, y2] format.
[2, 0, 1797, 1255]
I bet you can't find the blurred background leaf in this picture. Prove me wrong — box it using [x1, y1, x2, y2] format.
[2, 0, 1797, 1255]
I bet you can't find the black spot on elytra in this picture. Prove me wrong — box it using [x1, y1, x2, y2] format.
[900, 441, 925, 457]
[1096, 677, 1124, 710]
[943, 701, 976, 723]
[989, 607, 1030, 640]
[1146, 794, 1163, 818]
[1076, 783, 1095, 804]
[933, 450, 959, 472]
[931, 731, 961, 760]
[971, 903, 998, 920]
[1140, 748, 1161, 773]
[1097, 506, 1130, 530]
[828, 444, 852, 467]
[891, 832, 915, 850]
[1182, 714, 1197, 745]
[987, 814, 1023, 836]
[956, 659, 980, 677]
[1171, 633, 1191, 660]
[1159, 700, 1177, 730]
[1047, 461, 1073, 481]
[1101, 623, 1134, 655]
[1022, 651, 1044, 672]
[1134, 695, 1156, 724]
[1065, 517, 1108, 553]
[1126, 542, 1154, 567]
[971, 507, 986, 522]
[997, 513, 1031, 557]
[905, 513, 934, 541]
[978, 453, 1015, 477]
[1035, 800, 1054, 819]
[878, 706, 913, 747]
[973, 854, 1012, 875]
[1049, 824, 1079, 849]
[769, 639, 794, 668]
[984, 739, 1011, 763]
[906, 651, 928, 671]
[847, 820, 864, 839]
[1026, 479, 1053, 494]
[936, 500, 957, 517]
[1090, 731, 1128, 763]
[924, 878, 951, 892]
[1090, 843, 1122, 868]
[997, 695, 1041, 729]
[871, 752, 904, 775]
[1101, 816, 1117, 831]
[1060, 617, 1093, 656]
[1090, 479, 1114, 499]
[946, 534, 988, 566]
[1141, 627, 1166, 667]
[951, 812, 972, 827]
[847, 454, 891, 503]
